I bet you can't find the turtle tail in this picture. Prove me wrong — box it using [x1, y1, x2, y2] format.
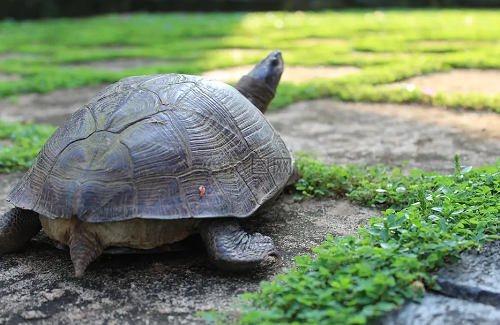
[68, 226, 103, 278]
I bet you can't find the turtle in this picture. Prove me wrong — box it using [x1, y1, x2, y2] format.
[0, 50, 296, 277]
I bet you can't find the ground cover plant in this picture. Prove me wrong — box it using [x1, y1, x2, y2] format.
[201, 154, 500, 324]
[0, 121, 56, 172]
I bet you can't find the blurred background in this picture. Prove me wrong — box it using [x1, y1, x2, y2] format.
[3, 0, 500, 20]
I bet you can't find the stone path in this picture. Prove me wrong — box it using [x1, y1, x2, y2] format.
[387, 69, 500, 95]
[1, 81, 500, 324]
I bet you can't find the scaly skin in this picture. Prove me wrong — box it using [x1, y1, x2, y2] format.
[198, 219, 281, 272]
[0, 208, 41, 254]
[69, 225, 104, 278]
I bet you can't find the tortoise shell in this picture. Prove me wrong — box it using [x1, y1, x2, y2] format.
[7, 74, 293, 223]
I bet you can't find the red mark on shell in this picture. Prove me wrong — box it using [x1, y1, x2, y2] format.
[199, 185, 206, 198]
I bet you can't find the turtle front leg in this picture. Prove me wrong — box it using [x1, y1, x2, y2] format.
[198, 219, 280, 272]
[0, 208, 41, 254]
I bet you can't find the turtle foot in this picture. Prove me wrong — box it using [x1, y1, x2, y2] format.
[199, 219, 281, 272]
[0, 208, 41, 254]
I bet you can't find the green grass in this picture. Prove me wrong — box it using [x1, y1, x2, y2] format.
[200, 154, 500, 324]
[1, 10, 500, 111]
[0, 121, 57, 173]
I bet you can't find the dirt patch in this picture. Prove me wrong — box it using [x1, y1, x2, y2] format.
[62, 58, 169, 71]
[203, 65, 361, 83]
[0, 139, 14, 147]
[0, 86, 106, 126]
[0, 74, 21, 82]
[295, 38, 348, 46]
[0, 53, 40, 61]
[387, 69, 500, 95]
[266, 100, 500, 173]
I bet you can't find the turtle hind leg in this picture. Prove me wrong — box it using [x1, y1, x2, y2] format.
[69, 225, 104, 278]
[198, 219, 281, 272]
[0, 207, 41, 254]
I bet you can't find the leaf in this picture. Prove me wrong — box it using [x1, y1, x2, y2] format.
[461, 166, 473, 174]
[428, 215, 440, 221]
[380, 242, 396, 249]
[366, 228, 382, 235]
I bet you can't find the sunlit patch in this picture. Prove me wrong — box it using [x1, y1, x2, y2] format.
[385, 69, 500, 96]
[464, 15, 475, 25]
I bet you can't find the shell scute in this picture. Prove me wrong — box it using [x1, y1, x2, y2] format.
[8, 74, 293, 222]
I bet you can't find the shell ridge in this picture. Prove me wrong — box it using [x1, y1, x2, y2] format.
[161, 111, 193, 168]
[195, 85, 252, 153]
[176, 179, 192, 218]
[118, 138, 138, 213]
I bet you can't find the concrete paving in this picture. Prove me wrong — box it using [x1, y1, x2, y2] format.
[1, 87, 500, 324]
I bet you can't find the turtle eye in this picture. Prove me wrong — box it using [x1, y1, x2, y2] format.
[270, 58, 279, 66]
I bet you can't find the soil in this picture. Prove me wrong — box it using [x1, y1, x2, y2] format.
[0, 53, 40, 61]
[1, 66, 500, 324]
[0, 74, 21, 82]
[0, 86, 106, 126]
[387, 69, 500, 95]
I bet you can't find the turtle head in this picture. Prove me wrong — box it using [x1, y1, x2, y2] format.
[235, 50, 284, 114]
[247, 50, 284, 91]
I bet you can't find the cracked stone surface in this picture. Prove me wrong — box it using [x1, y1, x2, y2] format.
[435, 241, 500, 307]
[377, 293, 500, 325]
[1, 84, 500, 324]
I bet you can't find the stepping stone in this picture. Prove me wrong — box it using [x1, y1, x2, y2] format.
[387, 69, 500, 96]
[435, 241, 500, 307]
[377, 293, 500, 325]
